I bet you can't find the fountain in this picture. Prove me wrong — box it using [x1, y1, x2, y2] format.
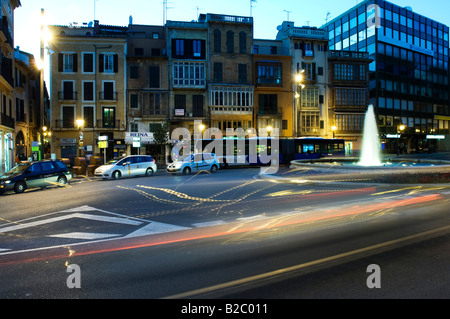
[358, 105, 382, 166]
[287, 104, 450, 183]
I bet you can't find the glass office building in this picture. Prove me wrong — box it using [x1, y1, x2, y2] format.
[324, 0, 449, 152]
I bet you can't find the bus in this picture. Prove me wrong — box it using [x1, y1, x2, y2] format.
[192, 137, 345, 167]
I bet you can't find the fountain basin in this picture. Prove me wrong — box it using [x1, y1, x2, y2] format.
[291, 157, 450, 175]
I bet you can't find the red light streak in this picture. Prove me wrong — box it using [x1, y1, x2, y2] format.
[0, 194, 442, 266]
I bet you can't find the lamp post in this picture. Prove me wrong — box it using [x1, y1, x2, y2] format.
[266, 125, 272, 137]
[397, 124, 406, 156]
[294, 70, 305, 137]
[331, 126, 337, 139]
[76, 119, 85, 157]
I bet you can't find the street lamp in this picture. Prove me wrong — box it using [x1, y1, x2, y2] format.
[331, 126, 337, 139]
[266, 125, 272, 137]
[294, 70, 305, 137]
[76, 119, 85, 157]
[397, 124, 406, 156]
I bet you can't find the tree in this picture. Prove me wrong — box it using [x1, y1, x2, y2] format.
[152, 121, 170, 164]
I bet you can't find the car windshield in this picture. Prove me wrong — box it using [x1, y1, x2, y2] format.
[2, 163, 31, 177]
[107, 159, 119, 165]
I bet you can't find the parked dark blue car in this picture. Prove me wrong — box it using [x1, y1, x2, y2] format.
[0, 160, 72, 194]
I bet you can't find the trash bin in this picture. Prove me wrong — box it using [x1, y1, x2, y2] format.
[87, 156, 102, 176]
[72, 157, 87, 177]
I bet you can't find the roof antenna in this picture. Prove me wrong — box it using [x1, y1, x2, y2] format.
[283, 10, 291, 21]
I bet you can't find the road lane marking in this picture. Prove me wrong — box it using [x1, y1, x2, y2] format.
[164, 224, 450, 299]
[0, 213, 142, 233]
[49, 232, 121, 240]
[125, 221, 190, 238]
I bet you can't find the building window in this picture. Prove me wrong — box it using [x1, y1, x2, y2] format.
[226, 30, 234, 54]
[239, 31, 247, 54]
[149, 123, 162, 132]
[130, 94, 139, 109]
[101, 81, 115, 100]
[130, 65, 139, 79]
[62, 81, 76, 100]
[210, 86, 253, 107]
[149, 93, 161, 115]
[302, 62, 316, 81]
[83, 81, 94, 102]
[213, 62, 223, 83]
[130, 123, 138, 132]
[174, 95, 186, 116]
[175, 39, 185, 56]
[193, 95, 204, 117]
[301, 87, 319, 109]
[335, 89, 367, 106]
[214, 29, 221, 53]
[99, 53, 118, 73]
[62, 106, 75, 128]
[149, 66, 160, 88]
[102, 107, 116, 128]
[238, 64, 247, 84]
[83, 106, 94, 128]
[59, 53, 77, 73]
[335, 114, 364, 132]
[258, 94, 278, 115]
[301, 112, 320, 133]
[173, 62, 205, 87]
[193, 40, 202, 57]
[282, 120, 288, 130]
[82, 53, 94, 73]
[257, 62, 282, 86]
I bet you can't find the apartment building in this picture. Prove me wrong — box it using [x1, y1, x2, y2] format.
[324, 0, 450, 152]
[127, 24, 169, 157]
[328, 50, 372, 153]
[276, 22, 330, 138]
[49, 21, 127, 163]
[0, 0, 20, 174]
[14, 48, 43, 160]
[166, 19, 208, 135]
[252, 38, 293, 138]
[200, 13, 254, 135]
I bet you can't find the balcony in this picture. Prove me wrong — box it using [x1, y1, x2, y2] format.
[0, 16, 13, 53]
[58, 91, 78, 101]
[1, 113, 14, 128]
[53, 119, 121, 130]
[99, 91, 118, 102]
[202, 13, 253, 25]
[328, 50, 370, 59]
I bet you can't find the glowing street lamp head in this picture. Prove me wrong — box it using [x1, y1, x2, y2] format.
[76, 119, 85, 128]
[399, 125, 406, 131]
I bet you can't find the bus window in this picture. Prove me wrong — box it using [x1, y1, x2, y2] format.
[303, 144, 314, 153]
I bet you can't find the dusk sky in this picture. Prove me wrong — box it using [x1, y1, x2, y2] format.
[13, 0, 450, 76]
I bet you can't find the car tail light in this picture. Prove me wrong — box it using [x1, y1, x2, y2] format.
[153, 159, 156, 163]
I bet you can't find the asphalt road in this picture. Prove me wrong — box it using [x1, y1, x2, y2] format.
[0, 165, 449, 302]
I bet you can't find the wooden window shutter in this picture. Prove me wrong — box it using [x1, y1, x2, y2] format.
[99, 54, 104, 72]
[58, 53, 63, 72]
[73, 54, 78, 72]
[113, 54, 119, 73]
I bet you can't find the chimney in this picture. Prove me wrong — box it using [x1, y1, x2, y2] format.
[94, 20, 100, 35]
